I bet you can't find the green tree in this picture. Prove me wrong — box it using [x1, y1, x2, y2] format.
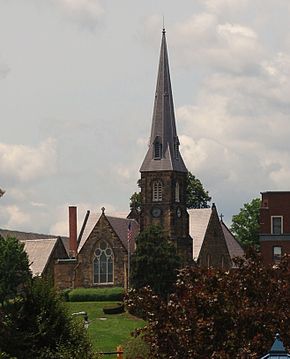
[130, 225, 180, 297]
[129, 192, 141, 212]
[186, 172, 211, 209]
[127, 250, 290, 358]
[231, 198, 261, 247]
[0, 236, 31, 305]
[0, 278, 97, 359]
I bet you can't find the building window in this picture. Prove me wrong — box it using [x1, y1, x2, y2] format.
[93, 240, 113, 284]
[271, 216, 283, 234]
[153, 137, 162, 159]
[175, 182, 180, 202]
[174, 137, 180, 159]
[152, 180, 162, 202]
[273, 246, 282, 263]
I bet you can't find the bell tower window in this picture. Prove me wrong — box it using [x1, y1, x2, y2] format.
[153, 137, 162, 159]
[153, 180, 162, 202]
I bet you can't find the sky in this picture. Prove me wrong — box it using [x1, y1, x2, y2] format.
[1, 0, 290, 236]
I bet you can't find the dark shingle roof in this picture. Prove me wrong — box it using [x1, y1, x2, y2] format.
[107, 216, 139, 252]
[0, 228, 56, 241]
[140, 29, 187, 173]
[0, 228, 69, 255]
[221, 221, 244, 260]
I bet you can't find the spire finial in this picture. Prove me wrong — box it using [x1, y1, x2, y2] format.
[101, 207, 105, 214]
[162, 16, 165, 34]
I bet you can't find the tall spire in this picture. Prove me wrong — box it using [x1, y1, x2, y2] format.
[140, 29, 187, 173]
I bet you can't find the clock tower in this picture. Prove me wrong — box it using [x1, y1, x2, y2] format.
[139, 29, 192, 264]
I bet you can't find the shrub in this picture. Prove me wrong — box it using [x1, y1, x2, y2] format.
[124, 336, 150, 359]
[59, 288, 71, 302]
[68, 287, 124, 302]
[103, 303, 124, 315]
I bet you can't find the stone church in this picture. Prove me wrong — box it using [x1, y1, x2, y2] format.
[0, 29, 244, 289]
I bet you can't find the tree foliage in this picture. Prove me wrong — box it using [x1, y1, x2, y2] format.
[130, 225, 180, 297]
[127, 250, 290, 358]
[0, 236, 31, 305]
[0, 278, 97, 359]
[129, 192, 142, 212]
[186, 172, 211, 209]
[231, 198, 261, 247]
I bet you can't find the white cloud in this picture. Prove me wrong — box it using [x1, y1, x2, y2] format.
[173, 15, 262, 73]
[5, 205, 30, 227]
[204, 0, 250, 14]
[0, 138, 57, 182]
[52, 0, 105, 29]
[49, 202, 117, 236]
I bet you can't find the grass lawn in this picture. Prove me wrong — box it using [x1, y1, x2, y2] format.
[66, 301, 145, 353]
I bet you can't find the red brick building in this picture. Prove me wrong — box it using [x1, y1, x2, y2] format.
[260, 191, 290, 264]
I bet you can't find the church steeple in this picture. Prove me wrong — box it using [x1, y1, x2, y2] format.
[139, 29, 192, 265]
[140, 29, 187, 173]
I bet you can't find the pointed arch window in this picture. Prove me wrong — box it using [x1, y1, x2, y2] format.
[152, 180, 162, 202]
[153, 137, 162, 159]
[93, 240, 113, 284]
[175, 182, 180, 202]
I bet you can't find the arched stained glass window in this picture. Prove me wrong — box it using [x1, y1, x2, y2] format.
[152, 180, 162, 202]
[93, 240, 113, 284]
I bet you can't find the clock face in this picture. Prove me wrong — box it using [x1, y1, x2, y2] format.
[152, 207, 162, 218]
[176, 207, 182, 218]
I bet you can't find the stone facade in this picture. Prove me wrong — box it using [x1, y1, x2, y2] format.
[140, 170, 192, 264]
[75, 214, 128, 288]
[197, 206, 232, 269]
[54, 259, 77, 290]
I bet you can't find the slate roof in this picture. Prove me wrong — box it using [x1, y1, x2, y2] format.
[188, 208, 212, 260]
[22, 238, 58, 276]
[221, 221, 244, 260]
[0, 228, 56, 241]
[0, 228, 70, 255]
[140, 29, 187, 173]
[78, 211, 139, 253]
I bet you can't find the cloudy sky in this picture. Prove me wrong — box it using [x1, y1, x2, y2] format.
[1, 0, 290, 235]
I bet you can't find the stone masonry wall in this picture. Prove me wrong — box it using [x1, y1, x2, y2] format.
[75, 214, 127, 288]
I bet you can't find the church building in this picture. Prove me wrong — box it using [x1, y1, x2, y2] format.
[0, 29, 244, 290]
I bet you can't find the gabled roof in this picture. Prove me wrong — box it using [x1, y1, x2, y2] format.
[22, 238, 58, 276]
[77, 211, 139, 253]
[260, 334, 290, 358]
[140, 29, 187, 173]
[107, 216, 139, 252]
[0, 228, 56, 241]
[221, 221, 244, 260]
[0, 228, 70, 256]
[188, 208, 212, 260]
[78, 212, 101, 252]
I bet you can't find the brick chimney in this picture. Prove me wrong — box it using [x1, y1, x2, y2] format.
[69, 206, 77, 257]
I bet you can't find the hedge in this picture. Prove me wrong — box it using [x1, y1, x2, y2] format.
[68, 287, 124, 302]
